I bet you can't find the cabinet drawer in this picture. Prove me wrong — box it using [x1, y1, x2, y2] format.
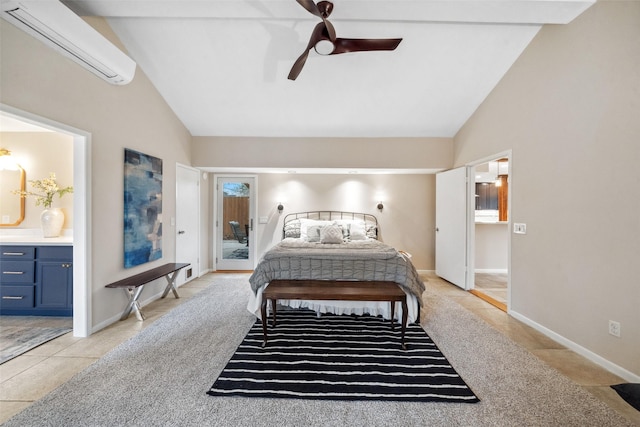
[37, 246, 73, 260]
[0, 285, 35, 308]
[0, 246, 35, 260]
[1, 261, 35, 284]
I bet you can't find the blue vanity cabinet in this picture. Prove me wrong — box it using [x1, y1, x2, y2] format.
[0, 246, 36, 311]
[36, 246, 73, 315]
[0, 245, 73, 316]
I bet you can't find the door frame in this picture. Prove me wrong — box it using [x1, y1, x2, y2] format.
[466, 150, 512, 309]
[213, 174, 258, 271]
[175, 163, 200, 285]
[1, 103, 92, 337]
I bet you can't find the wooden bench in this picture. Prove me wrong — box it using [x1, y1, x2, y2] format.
[261, 279, 408, 350]
[106, 263, 190, 321]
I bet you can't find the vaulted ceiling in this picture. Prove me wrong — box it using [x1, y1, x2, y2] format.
[63, 0, 594, 138]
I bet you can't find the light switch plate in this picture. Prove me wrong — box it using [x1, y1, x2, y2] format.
[514, 223, 527, 234]
[259, 216, 268, 224]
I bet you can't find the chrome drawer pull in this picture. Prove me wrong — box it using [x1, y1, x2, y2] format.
[2, 271, 25, 275]
[2, 296, 24, 300]
[2, 252, 25, 256]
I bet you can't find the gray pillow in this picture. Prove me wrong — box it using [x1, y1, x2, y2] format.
[284, 219, 301, 238]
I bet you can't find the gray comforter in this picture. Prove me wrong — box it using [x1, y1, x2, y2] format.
[249, 238, 425, 300]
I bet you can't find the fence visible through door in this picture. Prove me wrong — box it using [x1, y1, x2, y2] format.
[216, 176, 255, 270]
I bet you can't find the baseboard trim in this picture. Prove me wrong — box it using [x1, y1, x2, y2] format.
[92, 289, 168, 334]
[509, 309, 640, 383]
[474, 269, 508, 274]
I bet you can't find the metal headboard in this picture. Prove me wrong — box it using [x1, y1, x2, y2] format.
[283, 211, 378, 239]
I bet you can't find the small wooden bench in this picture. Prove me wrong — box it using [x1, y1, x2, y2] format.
[261, 279, 408, 350]
[106, 263, 190, 321]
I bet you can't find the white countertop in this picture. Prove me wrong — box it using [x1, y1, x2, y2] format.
[0, 229, 73, 245]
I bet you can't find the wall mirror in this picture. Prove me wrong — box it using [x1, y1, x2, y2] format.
[0, 165, 26, 226]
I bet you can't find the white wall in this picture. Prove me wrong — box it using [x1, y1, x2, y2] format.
[454, 1, 640, 377]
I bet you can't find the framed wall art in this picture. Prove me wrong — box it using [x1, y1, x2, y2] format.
[123, 148, 163, 268]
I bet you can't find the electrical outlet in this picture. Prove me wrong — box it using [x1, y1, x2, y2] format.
[608, 320, 621, 337]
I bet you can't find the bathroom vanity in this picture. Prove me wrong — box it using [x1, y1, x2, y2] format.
[0, 238, 73, 316]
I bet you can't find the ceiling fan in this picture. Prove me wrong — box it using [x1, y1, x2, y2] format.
[288, 0, 402, 80]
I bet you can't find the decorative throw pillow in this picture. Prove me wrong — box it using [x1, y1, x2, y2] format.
[349, 222, 367, 240]
[300, 219, 333, 240]
[306, 225, 322, 242]
[320, 224, 343, 244]
[283, 219, 301, 239]
[366, 224, 378, 239]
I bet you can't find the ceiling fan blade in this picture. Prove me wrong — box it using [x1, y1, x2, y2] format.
[323, 17, 336, 41]
[288, 23, 326, 80]
[332, 38, 402, 55]
[288, 50, 310, 80]
[295, 0, 322, 18]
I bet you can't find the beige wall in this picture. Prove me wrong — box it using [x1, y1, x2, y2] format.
[197, 136, 452, 272]
[475, 223, 508, 271]
[0, 132, 74, 229]
[455, 2, 639, 376]
[252, 173, 435, 270]
[1, 18, 192, 329]
[192, 136, 453, 170]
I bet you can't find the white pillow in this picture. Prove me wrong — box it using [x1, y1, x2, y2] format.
[299, 218, 333, 241]
[349, 221, 368, 240]
[320, 224, 343, 244]
[334, 219, 366, 240]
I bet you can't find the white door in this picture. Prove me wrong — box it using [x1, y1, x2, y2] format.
[176, 164, 200, 286]
[216, 176, 255, 270]
[435, 167, 469, 289]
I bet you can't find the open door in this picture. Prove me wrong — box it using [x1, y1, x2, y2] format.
[435, 167, 469, 289]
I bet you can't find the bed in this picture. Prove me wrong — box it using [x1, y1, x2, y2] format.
[247, 211, 425, 323]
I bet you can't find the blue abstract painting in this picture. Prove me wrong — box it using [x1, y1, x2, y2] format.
[123, 149, 163, 268]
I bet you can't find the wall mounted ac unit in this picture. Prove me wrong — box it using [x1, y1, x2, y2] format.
[1, 0, 136, 85]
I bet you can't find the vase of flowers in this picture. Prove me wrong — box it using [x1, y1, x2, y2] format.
[12, 172, 73, 237]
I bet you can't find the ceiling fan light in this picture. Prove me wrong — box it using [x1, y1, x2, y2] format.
[314, 39, 335, 55]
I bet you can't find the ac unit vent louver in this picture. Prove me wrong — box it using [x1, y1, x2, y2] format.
[1, 0, 136, 85]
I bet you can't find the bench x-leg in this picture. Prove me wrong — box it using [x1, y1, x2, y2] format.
[160, 270, 181, 299]
[120, 285, 146, 321]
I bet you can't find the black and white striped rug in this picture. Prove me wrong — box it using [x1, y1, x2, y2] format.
[207, 310, 479, 402]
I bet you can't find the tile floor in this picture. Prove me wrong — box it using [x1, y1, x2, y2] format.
[0, 273, 638, 425]
[474, 272, 508, 305]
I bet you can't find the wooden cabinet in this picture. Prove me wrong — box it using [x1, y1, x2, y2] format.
[1, 245, 72, 316]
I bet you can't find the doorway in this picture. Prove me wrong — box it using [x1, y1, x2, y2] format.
[215, 175, 256, 271]
[469, 154, 511, 311]
[435, 152, 511, 312]
[0, 104, 91, 337]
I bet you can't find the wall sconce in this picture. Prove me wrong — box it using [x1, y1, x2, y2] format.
[377, 201, 384, 211]
[0, 148, 19, 170]
[277, 202, 284, 213]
